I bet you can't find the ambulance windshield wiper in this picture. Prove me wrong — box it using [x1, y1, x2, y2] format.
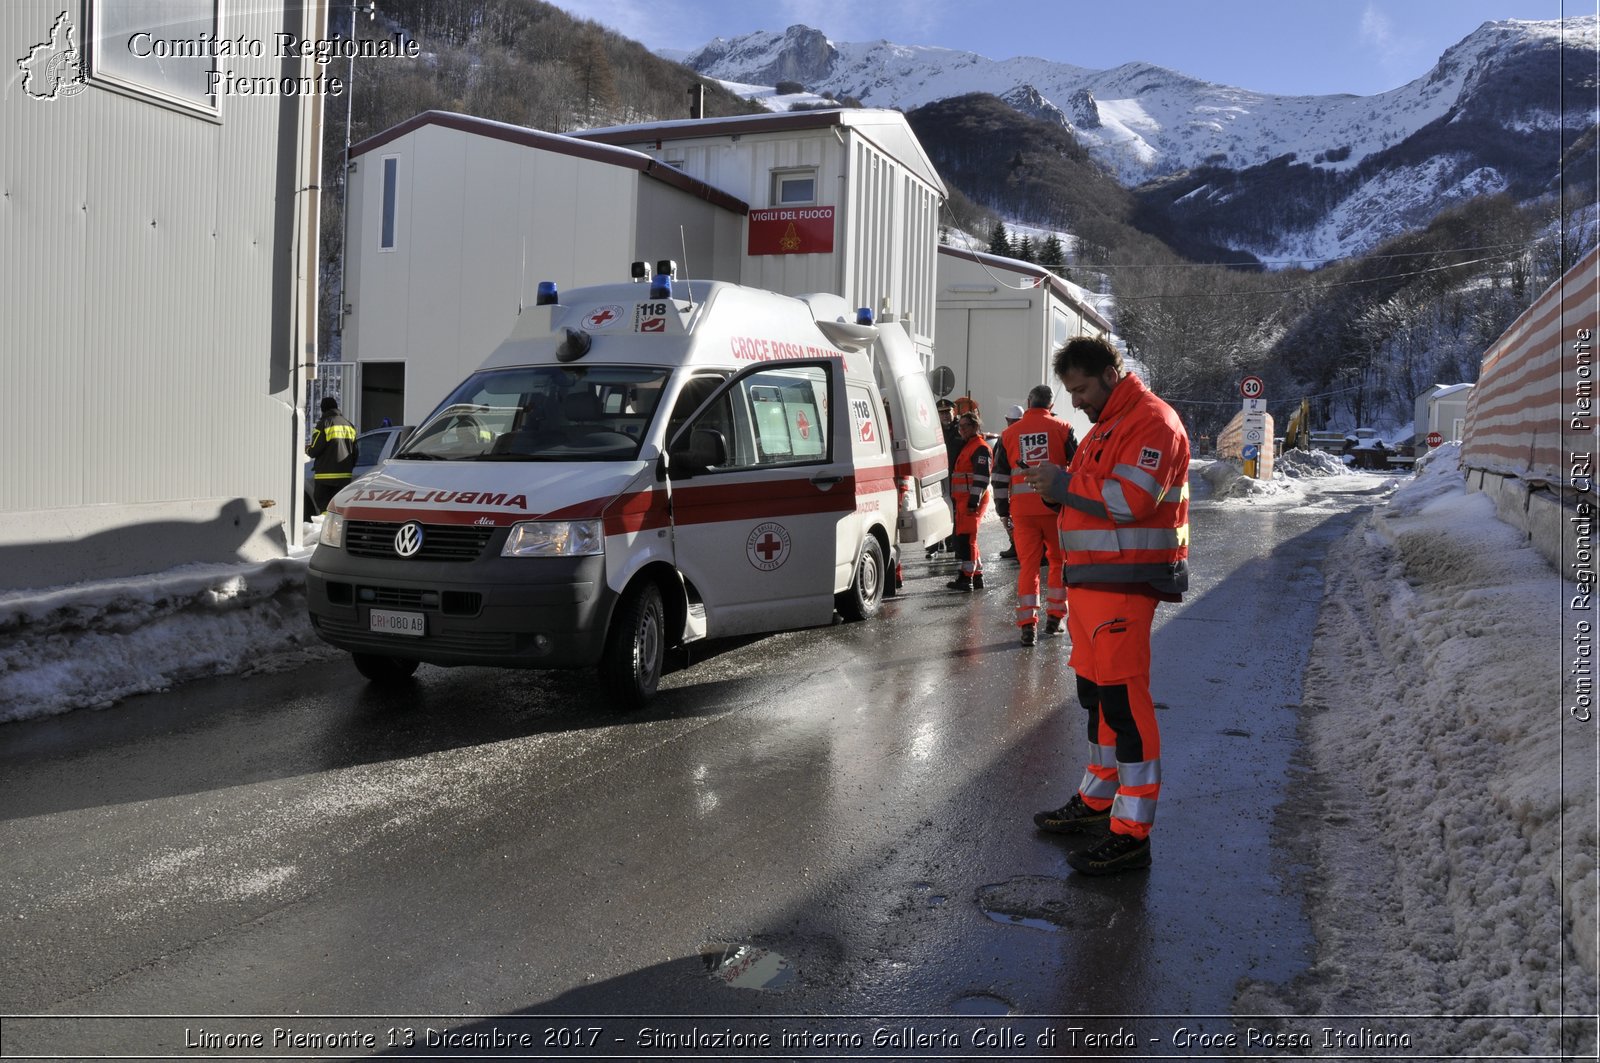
[477, 453, 561, 461]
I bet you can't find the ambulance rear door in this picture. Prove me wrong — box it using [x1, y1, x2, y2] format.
[665, 359, 852, 638]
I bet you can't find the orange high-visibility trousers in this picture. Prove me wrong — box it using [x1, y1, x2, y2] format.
[1066, 587, 1160, 839]
[1012, 511, 1065, 628]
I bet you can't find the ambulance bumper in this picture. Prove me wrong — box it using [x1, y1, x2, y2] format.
[306, 548, 615, 668]
[899, 499, 954, 546]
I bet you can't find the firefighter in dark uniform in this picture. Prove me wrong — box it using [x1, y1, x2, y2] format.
[946, 409, 992, 592]
[307, 395, 357, 514]
[929, 398, 962, 557]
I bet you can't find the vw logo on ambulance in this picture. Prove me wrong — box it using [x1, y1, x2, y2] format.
[393, 521, 425, 557]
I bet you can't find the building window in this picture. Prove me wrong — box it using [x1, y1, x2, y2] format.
[380, 156, 399, 250]
[1052, 307, 1071, 348]
[88, 0, 221, 117]
[771, 169, 817, 206]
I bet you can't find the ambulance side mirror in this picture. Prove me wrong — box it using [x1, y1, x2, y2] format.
[669, 428, 727, 477]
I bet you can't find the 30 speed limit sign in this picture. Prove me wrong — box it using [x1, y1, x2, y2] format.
[1240, 375, 1265, 399]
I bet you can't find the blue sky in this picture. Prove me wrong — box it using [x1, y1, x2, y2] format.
[553, 0, 1585, 97]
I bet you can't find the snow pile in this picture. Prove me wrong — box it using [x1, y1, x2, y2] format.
[1238, 445, 1598, 1056]
[1274, 447, 1348, 478]
[0, 530, 334, 723]
[1199, 456, 1308, 501]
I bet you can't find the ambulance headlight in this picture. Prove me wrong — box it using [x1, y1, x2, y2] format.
[502, 519, 604, 557]
[320, 511, 346, 549]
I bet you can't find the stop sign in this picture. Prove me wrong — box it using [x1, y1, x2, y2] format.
[1427, 431, 1444, 448]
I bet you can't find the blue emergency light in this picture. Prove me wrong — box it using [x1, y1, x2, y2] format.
[856, 307, 874, 325]
[650, 274, 673, 299]
[535, 281, 559, 306]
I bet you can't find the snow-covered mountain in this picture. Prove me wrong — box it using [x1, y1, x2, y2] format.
[688, 19, 1586, 182]
[686, 19, 1598, 262]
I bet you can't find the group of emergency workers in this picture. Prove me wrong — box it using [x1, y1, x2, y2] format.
[927, 336, 1191, 877]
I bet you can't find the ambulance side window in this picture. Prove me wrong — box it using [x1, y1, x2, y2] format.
[665, 373, 729, 444]
[677, 365, 832, 472]
[737, 366, 829, 467]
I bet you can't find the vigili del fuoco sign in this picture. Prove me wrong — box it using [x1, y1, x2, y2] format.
[747, 206, 835, 255]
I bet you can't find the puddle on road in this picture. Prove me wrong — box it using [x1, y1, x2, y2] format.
[950, 993, 1013, 1015]
[1221, 728, 1253, 737]
[700, 942, 797, 991]
[977, 876, 1121, 932]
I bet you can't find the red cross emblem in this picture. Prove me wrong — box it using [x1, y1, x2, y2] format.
[746, 521, 791, 571]
[583, 304, 624, 330]
[794, 410, 811, 439]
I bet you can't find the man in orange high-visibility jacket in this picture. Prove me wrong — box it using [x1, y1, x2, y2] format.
[993, 384, 1078, 646]
[1022, 336, 1189, 876]
[946, 409, 992, 593]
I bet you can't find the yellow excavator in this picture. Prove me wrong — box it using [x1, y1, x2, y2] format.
[1282, 398, 1312, 451]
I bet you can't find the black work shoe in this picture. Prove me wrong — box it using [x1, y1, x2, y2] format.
[1043, 616, 1063, 636]
[1033, 794, 1110, 834]
[1066, 832, 1152, 875]
[998, 546, 1017, 560]
[1020, 625, 1037, 646]
[972, 574, 985, 590]
[946, 576, 972, 592]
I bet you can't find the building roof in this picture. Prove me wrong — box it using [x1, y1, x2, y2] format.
[937, 245, 1114, 333]
[574, 108, 947, 197]
[348, 111, 749, 214]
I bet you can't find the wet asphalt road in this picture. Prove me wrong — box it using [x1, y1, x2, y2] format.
[0, 478, 1377, 1057]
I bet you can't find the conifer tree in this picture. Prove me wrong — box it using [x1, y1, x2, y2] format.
[1040, 234, 1066, 270]
[987, 221, 1010, 257]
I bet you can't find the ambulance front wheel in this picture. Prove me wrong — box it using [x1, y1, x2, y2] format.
[837, 535, 886, 622]
[601, 580, 665, 708]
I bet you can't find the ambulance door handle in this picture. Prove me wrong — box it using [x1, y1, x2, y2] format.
[810, 473, 842, 491]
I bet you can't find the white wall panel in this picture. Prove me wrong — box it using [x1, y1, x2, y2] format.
[2, 1, 324, 587]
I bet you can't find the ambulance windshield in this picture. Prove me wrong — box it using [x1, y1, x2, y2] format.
[398, 365, 670, 462]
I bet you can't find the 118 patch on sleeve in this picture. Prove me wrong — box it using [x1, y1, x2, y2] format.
[1138, 446, 1162, 471]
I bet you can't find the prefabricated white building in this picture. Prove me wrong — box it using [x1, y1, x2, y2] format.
[1413, 383, 1475, 446]
[1, 1, 327, 591]
[574, 108, 947, 365]
[933, 246, 1114, 438]
[342, 111, 749, 426]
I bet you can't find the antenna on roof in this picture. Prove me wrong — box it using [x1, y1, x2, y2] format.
[680, 226, 695, 307]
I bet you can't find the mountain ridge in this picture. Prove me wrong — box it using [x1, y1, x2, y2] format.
[686, 17, 1598, 263]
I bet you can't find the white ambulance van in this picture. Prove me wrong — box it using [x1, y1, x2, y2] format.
[307, 273, 951, 705]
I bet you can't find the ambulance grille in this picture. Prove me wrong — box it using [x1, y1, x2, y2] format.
[345, 520, 496, 561]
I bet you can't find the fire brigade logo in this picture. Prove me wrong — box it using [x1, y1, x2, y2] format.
[581, 304, 625, 331]
[746, 521, 792, 572]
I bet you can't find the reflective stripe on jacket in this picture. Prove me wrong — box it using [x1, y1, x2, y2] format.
[950, 435, 992, 512]
[307, 414, 357, 481]
[1057, 373, 1189, 595]
[994, 409, 1077, 519]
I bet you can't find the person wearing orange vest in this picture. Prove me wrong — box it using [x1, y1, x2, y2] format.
[1022, 336, 1190, 876]
[993, 385, 1078, 645]
[946, 409, 992, 592]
